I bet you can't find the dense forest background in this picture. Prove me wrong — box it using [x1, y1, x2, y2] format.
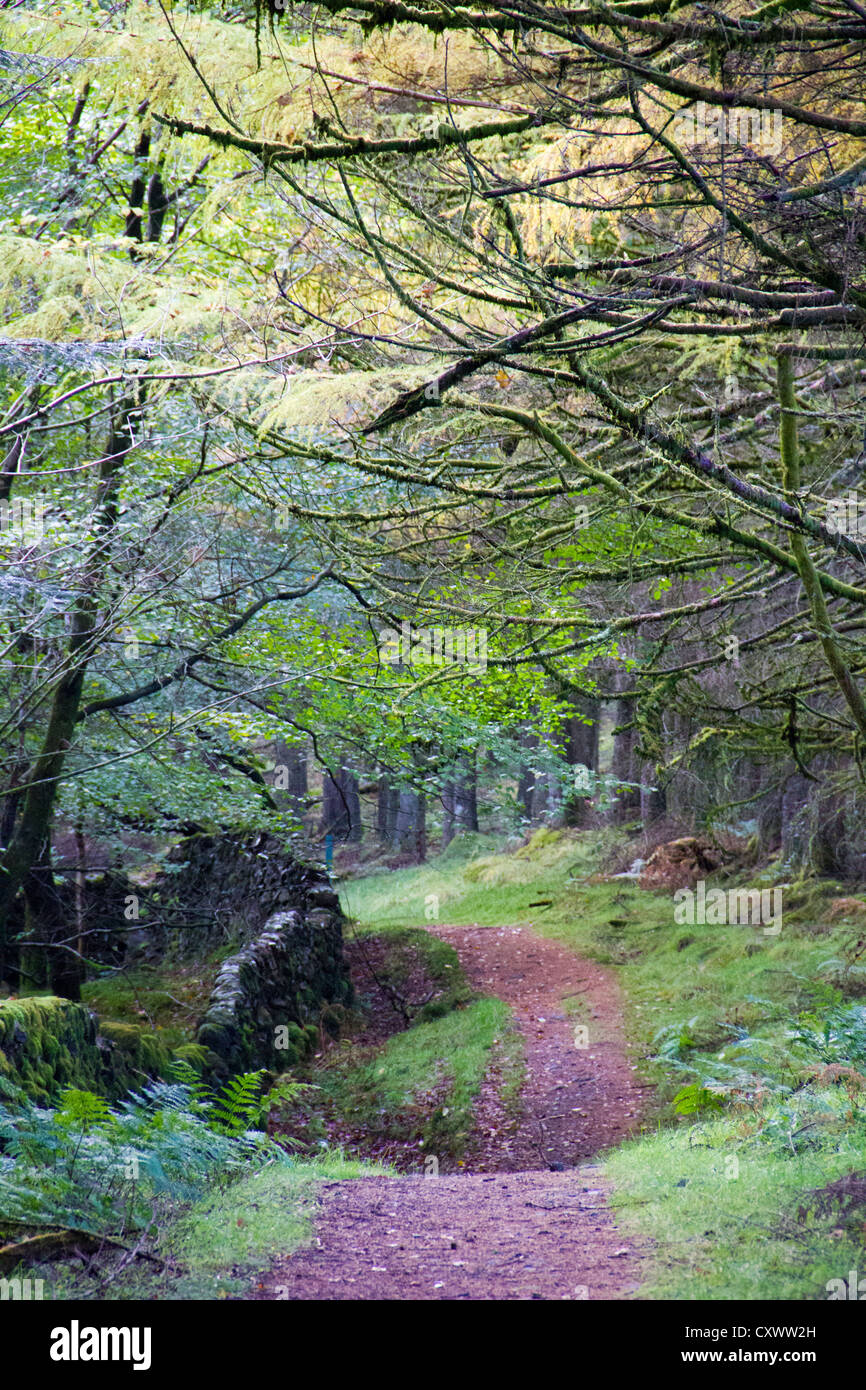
[2, 0, 866, 997]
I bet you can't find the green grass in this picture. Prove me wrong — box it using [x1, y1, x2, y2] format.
[321, 995, 521, 1163]
[157, 1154, 390, 1299]
[344, 831, 866, 1115]
[340, 827, 866, 1298]
[81, 954, 231, 1049]
[295, 926, 524, 1164]
[48, 1152, 392, 1301]
[142, 922, 523, 1293]
[606, 1100, 866, 1300]
[340, 825, 624, 934]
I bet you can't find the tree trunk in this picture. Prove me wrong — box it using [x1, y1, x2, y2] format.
[517, 729, 539, 822]
[0, 397, 140, 959]
[125, 125, 150, 253]
[441, 781, 456, 847]
[321, 766, 362, 841]
[273, 739, 308, 828]
[21, 834, 81, 999]
[517, 762, 535, 822]
[452, 757, 479, 833]
[145, 162, 168, 244]
[611, 680, 642, 823]
[640, 767, 667, 826]
[757, 783, 783, 857]
[395, 789, 426, 861]
[780, 771, 813, 869]
[344, 770, 362, 843]
[545, 770, 563, 826]
[377, 773, 392, 841]
[563, 698, 599, 828]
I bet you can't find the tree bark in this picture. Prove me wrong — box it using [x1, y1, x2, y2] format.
[0, 396, 139, 989]
[452, 756, 479, 833]
[276, 740, 309, 828]
[376, 773, 391, 841]
[517, 728, 539, 822]
[441, 781, 456, 847]
[344, 769, 362, 843]
[640, 765, 667, 825]
[562, 698, 600, 828]
[321, 766, 362, 841]
[611, 679, 642, 823]
[125, 126, 150, 253]
[395, 788, 426, 861]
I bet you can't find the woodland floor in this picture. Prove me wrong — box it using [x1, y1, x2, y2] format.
[251, 924, 648, 1300]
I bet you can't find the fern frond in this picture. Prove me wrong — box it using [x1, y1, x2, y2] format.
[207, 1070, 266, 1136]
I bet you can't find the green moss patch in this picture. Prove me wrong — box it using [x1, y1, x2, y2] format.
[0, 996, 200, 1101]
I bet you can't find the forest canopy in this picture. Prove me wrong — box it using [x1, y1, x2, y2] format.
[2, 0, 866, 993]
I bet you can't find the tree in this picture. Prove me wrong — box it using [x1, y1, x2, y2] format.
[166, 0, 866, 865]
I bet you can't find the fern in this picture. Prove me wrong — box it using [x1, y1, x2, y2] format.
[206, 1070, 266, 1136]
[786, 1004, 866, 1078]
[673, 1083, 725, 1116]
[653, 1017, 701, 1060]
[166, 1061, 271, 1135]
[55, 1089, 113, 1134]
[0, 1076, 286, 1242]
[166, 1057, 213, 1108]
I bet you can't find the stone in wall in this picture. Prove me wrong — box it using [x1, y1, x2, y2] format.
[0, 996, 183, 1102]
[195, 903, 352, 1075]
[0, 835, 352, 1092]
[150, 832, 339, 958]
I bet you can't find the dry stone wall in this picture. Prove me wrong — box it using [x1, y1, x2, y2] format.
[0, 834, 352, 1094]
[195, 905, 351, 1075]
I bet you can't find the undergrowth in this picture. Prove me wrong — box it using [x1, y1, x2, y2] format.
[80, 953, 231, 1050]
[0, 1069, 278, 1247]
[279, 925, 523, 1169]
[0, 1064, 390, 1299]
[343, 827, 866, 1298]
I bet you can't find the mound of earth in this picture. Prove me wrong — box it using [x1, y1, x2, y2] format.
[639, 836, 730, 891]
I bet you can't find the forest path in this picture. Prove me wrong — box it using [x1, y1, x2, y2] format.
[252, 924, 647, 1300]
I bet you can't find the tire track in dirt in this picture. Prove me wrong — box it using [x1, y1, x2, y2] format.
[251, 924, 647, 1300]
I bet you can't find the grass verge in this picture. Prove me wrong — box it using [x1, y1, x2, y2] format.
[279, 925, 523, 1169]
[314, 995, 520, 1167]
[155, 1153, 390, 1300]
[605, 1106, 866, 1300]
[341, 827, 866, 1299]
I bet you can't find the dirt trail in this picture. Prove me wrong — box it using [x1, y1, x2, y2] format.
[441, 925, 644, 1171]
[253, 924, 647, 1300]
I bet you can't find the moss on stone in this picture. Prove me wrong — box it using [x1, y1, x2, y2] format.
[0, 997, 102, 1102]
[0, 997, 177, 1102]
[98, 1020, 172, 1078]
[172, 1042, 216, 1073]
[97, 1020, 145, 1051]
